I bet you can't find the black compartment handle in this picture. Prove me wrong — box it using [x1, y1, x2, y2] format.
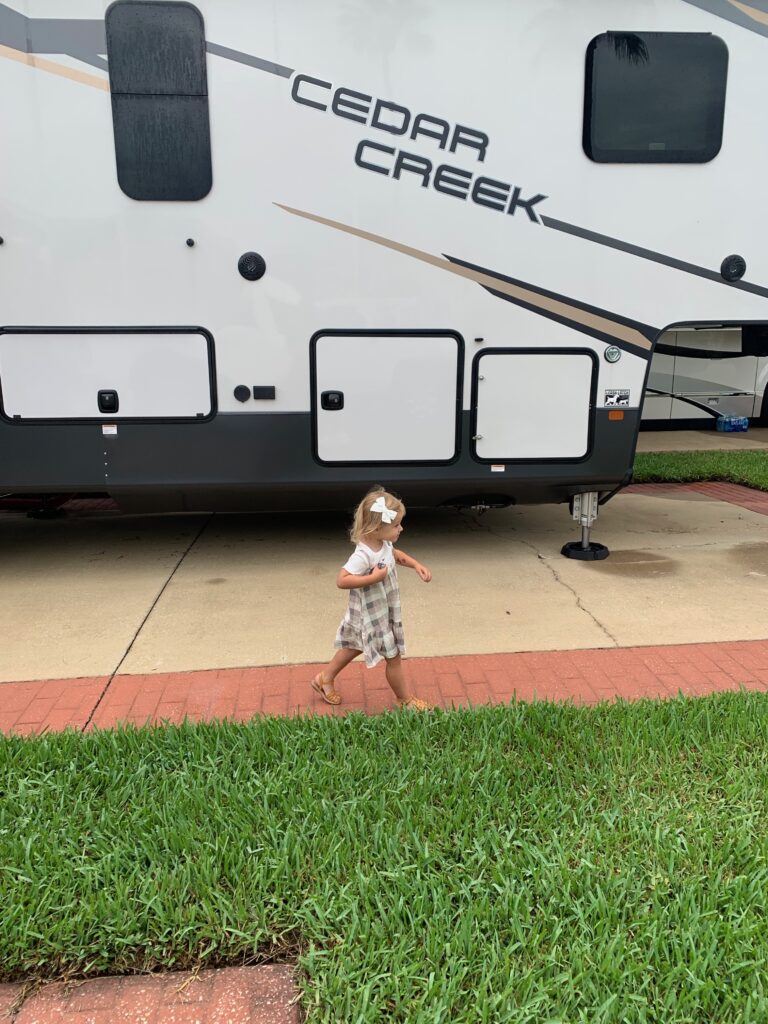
[320, 390, 344, 411]
[98, 390, 119, 414]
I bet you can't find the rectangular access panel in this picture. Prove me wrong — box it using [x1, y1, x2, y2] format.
[106, 1, 212, 201]
[472, 349, 596, 461]
[312, 331, 462, 464]
[0, 328, 214, 421]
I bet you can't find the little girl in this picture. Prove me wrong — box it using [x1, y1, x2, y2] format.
[311, 487, 433, 711]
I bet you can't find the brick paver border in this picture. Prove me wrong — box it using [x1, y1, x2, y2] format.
[0, 640, 766, 735]
[0, 966, 299, 1024]
[627, 480, 768, 515]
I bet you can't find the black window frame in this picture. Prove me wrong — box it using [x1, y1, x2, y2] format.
[105, 0, 213, 201]
[583, 31, 729, 164]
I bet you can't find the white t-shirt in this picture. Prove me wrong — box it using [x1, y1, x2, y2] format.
[343, 539, 395, 576]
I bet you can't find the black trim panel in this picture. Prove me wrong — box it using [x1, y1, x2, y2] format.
[309, 329, 464, 467]
[470, 348, 599, 464]
[0, 410, 640, 511]
[0, 326, 217, 425]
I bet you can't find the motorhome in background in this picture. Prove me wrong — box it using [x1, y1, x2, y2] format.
[642, 325, 768, 426]
[2, 0, 768, 558]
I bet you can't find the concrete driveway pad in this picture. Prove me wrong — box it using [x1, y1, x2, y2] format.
[0, 515, 207, 682]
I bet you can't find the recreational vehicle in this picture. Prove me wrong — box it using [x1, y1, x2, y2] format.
[642, 325, 768, 425]
[2, 0, 768, 558]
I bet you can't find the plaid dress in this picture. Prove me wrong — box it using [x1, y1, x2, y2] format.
[335, 540, 405, 667]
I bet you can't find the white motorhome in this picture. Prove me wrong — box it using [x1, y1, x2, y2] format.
[2, 0, 768, 557]
[642, 325, 768, 425]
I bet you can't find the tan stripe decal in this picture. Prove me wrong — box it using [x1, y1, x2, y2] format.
[0, 43, 109, 91]
[276, 204, 652, 351]
[726, 0, 768, 26]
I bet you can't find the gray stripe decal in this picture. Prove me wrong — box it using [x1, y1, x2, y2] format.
[205, 42, 292, 78]
[0, 3, 106, 70]
[0, 3, 292, 78]
[541, 215, 768, 301]
[681, 0, 768, 37]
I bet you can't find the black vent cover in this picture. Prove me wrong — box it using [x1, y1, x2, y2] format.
[238, 252, 267, 280]
[721, 254, 746, 282]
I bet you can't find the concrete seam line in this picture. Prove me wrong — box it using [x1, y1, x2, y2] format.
[81, 513, 215, 732]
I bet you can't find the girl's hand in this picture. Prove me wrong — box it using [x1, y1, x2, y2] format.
[416, 563, 432, 583]
[368, 565, 389, 584]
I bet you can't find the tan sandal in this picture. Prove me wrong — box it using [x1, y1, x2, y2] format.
[311, 673, 341, 706]
[397, 696, 432, 711]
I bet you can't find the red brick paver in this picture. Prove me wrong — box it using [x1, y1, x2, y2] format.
[0, 640, 767, 735]
[1, 966, 298, 1024]
[0, 984, 25, 1021]
[687, 481, 768, 515]
[0, 678, 107, 736]
[627, 480, 768, 515]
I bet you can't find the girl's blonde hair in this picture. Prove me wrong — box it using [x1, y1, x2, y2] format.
[350, 487, 405, 543]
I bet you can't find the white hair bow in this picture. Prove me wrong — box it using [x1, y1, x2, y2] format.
[370, 496, 396, 523]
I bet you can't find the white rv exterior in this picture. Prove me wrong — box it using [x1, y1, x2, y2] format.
[1, 0, 768, 519]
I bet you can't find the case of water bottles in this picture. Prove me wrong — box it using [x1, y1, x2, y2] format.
[716, 415, 749, 432]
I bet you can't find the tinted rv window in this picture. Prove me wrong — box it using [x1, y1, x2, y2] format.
[106, 1, 212, 200]
[583, 32, 728, 163]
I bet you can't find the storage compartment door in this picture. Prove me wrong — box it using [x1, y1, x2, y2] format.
[0, 329, 213, 420]
[473, 350, 596, 461]
[313, 332, 461, 463]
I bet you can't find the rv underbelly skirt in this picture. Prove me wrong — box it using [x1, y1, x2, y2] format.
[0, 410, 638, 512]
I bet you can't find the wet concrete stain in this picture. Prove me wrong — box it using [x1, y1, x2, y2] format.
[584, 549, 678, 577]
[727, 542, 768, 575]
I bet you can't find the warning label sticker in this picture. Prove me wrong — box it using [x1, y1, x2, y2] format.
[604, 389, 630, 407]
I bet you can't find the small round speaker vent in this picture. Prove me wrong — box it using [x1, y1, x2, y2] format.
[721, 254, 746, 282]
[238, 252, 266, 281]
[233, 385, 251, 403]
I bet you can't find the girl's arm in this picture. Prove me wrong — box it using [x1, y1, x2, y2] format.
[394, 549, 432, 582]
[336, 567, 388, 590]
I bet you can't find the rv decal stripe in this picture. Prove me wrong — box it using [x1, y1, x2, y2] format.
[205, 42, 293, 78]
[727, 0, 768, 27]
[0, 43, 109, 90]
[0, 5, 292, 80]
[681, 0, 768, 38]
[444, 255, 657, 349]
[479, 286, 654, 359]
[276, 204, 655, 354]
[0, 3, 107, 71]
[541, 215, 768, 301]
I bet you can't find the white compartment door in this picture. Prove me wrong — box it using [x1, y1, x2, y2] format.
[473, 350, 596, 460]
[314, 332, 461, 463]
[0, 329, 213, 420]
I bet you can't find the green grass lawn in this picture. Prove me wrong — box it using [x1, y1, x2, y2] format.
[633, 450, 768, 490]
[3, 695, 768, 1023]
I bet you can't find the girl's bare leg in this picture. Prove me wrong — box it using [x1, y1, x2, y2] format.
[384, 655, 410, 702]
[316, 648, 360, 697]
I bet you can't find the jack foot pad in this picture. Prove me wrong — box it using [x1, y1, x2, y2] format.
[561, 541, 609, 561]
